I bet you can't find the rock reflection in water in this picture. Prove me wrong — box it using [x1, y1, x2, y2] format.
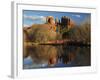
[23, 45, 90, 69]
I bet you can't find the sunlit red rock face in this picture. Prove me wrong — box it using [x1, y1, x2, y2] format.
[46, 16, 56, 31]
[68, 19, 75, 29]
[46, 16, 55, 24]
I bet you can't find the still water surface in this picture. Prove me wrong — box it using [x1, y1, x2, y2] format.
[23, 45, 90, 69]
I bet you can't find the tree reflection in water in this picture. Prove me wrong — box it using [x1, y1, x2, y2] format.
[23, 45, 90, 69]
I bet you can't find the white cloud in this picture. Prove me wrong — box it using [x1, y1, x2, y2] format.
[23, 24, 30, 27]
[72, 14, 81, 18]
[24, 15, 46, 22]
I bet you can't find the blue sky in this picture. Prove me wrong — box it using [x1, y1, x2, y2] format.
[23, 10, 91, 27]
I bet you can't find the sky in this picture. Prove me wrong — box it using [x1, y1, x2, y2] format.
[23, 10, 91, 27]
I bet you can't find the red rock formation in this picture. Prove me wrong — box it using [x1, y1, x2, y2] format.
[46, 16, 56, 31]
[68, 18, 75, 29]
